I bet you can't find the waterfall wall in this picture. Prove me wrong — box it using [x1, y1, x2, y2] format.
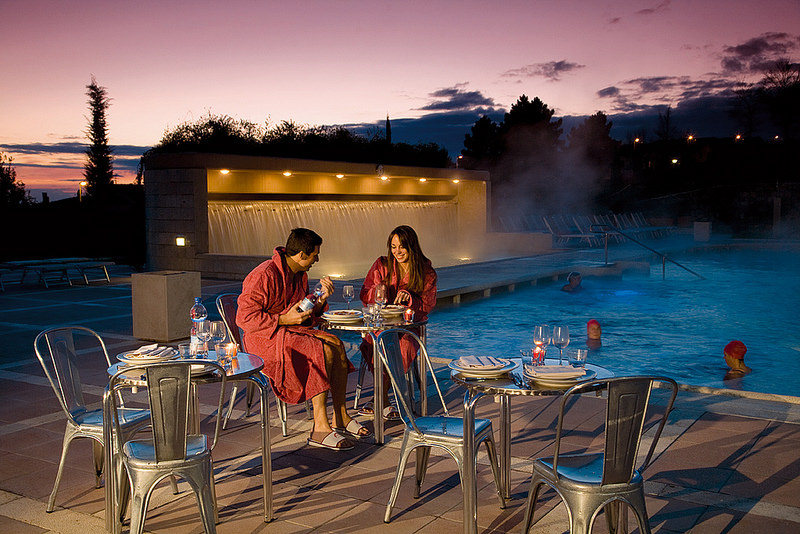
[208, 200, 460, 278]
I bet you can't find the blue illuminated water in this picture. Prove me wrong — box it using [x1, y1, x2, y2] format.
[427, 247, 800, 397]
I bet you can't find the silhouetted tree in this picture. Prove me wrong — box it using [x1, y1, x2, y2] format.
[0, 153, 33, 207]
[759, 58, 800, 140]
[566, 112, 617, 168]
[731, 84, 761, 138]
[84, 76, 114, 196]
[655, 105, 678, 141]
[461, 115, 501, 165]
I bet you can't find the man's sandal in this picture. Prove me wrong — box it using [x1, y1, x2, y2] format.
[333, 419, 374, 439]
[357, 401, 401, 421]
[307, 431, 355, 451]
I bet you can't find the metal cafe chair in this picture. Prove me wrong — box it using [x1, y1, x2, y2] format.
[521, 375, 678, 534]
[106, 360, 227, 534]
[375, 328, 504, 523]
[216, 293, 313, 435]
[33, 326, 151, 513]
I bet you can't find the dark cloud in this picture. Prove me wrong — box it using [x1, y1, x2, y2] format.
[597, 86, 620, 98]
[419, 86, 497, 111]
[1, 142, 148, 171]
[635, 0, 671, 16]
[502, 60, 586, 81]
[720, 32, 800, 74]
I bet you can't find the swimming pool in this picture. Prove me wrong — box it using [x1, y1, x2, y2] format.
[427, 246, 800, 398]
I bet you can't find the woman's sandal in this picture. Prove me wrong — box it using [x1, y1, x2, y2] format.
[307, 430, 355, 451]
[333, 419, 374, 439]
[357, 401, 401, 421]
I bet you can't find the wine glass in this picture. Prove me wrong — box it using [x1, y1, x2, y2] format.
[195, 320, 212, 358]
[209, 320, 227, 353]
[374, 284, 387, 308]
[552, 325, 570, 365]
[342, 285, 354, 309]
[533, 324, 550, 363]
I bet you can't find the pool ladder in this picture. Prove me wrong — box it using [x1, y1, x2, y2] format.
[589, 224, 705, 280]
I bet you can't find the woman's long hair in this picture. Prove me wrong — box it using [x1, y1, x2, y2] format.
[383, 225, 429, 293]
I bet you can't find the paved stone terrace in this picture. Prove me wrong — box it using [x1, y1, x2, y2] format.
[1, 235, 800, 533]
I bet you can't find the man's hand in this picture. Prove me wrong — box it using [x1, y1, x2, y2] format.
[318, 276, 334, 302]
[281, 303, 313, 325]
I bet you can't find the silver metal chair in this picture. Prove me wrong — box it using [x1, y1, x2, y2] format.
[521, 376, 678, 534]
[375, 328, 504, 523]
[107, 360, 227, 534]
[217, 293, 312, 436]
[34, 326, 151, 512]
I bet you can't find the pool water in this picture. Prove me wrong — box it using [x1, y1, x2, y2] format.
[427, 247, 800, 398]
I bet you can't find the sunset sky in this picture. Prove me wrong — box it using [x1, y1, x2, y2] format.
[2, 0, 799, 200]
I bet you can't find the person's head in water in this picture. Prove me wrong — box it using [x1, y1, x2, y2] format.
[562, 272, 582, 293]
[724, 340, 751, 377]
[586, 319, 601, 348]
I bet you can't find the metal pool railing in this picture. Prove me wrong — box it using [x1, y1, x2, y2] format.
[589, 224, 705, 280]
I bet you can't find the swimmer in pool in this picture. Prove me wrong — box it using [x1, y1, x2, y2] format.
[561, 271, 583, 293]
[723, 340, 752, 380]
[586, 319, 601, 349]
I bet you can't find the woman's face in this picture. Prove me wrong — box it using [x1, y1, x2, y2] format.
[391, 234, 409, 264]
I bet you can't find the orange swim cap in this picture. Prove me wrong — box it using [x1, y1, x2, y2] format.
[724, 340, 747, 359]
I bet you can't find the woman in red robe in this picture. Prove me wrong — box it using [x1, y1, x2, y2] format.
[358, 225, 437, 418]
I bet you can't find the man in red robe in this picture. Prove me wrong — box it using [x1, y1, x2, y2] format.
[237, 228, 371, 451]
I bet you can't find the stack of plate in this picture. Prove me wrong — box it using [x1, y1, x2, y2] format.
[380, 305, 406, 316]
[523, 365, 596, 387]
[322, 309, 364, 323]
[117, 345, 178, 365]
[448, 356, 517, 378]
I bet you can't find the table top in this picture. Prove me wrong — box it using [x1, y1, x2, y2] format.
[450, 358, 613, 396]
[108, 352, 264, 383]
[321, 314, 428, 332]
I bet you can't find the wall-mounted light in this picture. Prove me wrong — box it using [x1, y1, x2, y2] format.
[175, 236, 187, 247]
[220, 169, 230, 175]
[282, 171, 292, 177]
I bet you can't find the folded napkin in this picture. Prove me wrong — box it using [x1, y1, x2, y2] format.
[457, 356, 508, 370]
[525, 365, 585, 379]
[131, 345, 173, 358]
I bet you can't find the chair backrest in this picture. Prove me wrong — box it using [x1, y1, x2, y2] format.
[108, 360, 227, 461]
[216, 293, 242, 348]
[375, 328, 449, 433]
[34, 326, 111, 419]
[552, 376, 678, 485]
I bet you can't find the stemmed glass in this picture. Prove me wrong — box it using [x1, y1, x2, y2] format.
[374, 284, 387, 308]
[195, 320, 212, 358]
[209, 320, 227, 354]
[533, 324, 550, 363]
[552, 325, 570, 365]
[342, 285, 354, 309]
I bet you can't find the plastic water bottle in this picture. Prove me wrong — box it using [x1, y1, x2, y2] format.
[297, 282, 324, 312]
[190, 297, 208, 354]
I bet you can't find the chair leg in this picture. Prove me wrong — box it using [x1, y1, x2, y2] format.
[413, 447, 432, 498]
[354, 357, 367, 409]
[385, 437, 415, 523]
[245, 381, 256, 416]
[222, 384, 239, 430]
[483, 437, 505, 508]
[304, 400, 313, 420]
[277, 398, 289, 437]
[46, 429, 77, 512]
[521, 479, 544, 534]
[92, 439, 104, 489]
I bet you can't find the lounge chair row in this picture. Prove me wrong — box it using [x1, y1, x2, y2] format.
[0, 258, 114, 290]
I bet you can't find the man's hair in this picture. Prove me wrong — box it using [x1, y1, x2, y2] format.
[285, 228, 322, 256]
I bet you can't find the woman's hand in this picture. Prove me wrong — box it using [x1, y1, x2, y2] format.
[394, 290, 411, 305]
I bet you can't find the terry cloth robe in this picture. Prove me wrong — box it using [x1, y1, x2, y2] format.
[237, 247, 349, 404]
[359, 256, 437, 371]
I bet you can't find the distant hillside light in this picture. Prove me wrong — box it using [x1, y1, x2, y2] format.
[687, 135, 694, 141]
[671, 158, 679, 165]
[735, 134, 743, 141]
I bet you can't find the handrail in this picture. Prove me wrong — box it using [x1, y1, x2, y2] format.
[589, 224, 705, 280]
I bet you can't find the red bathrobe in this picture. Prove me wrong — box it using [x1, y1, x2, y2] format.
[359, 256, 437, 371]
[237, 247, 349, 404]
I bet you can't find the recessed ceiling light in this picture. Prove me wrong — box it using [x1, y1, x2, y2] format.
[282, 171, 292, 177]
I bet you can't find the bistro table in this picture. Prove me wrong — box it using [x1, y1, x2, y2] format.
[321, 313, 428, 444]
[103, 351, 273, 531]
[450, 357, 613, 534]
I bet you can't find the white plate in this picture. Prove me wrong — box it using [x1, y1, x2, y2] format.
[381, 305, 406, 316]
[525, 368, 596, 388]
[323, 309, 364, 323]
[117, 348, 178, 364]
[449, 359, 517, 378]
